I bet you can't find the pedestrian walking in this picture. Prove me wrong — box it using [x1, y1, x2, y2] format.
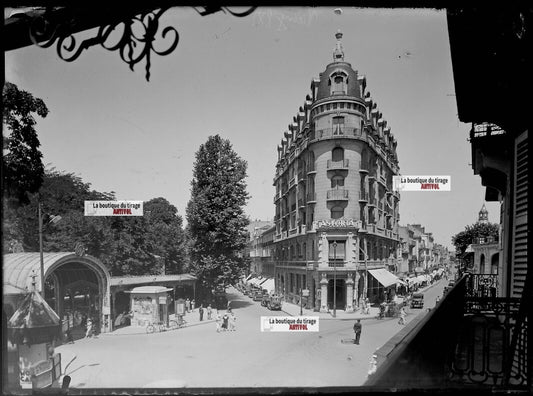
[199, 305, 204, 321]
[215, 311, 221, 333]
[364, 297, 370, 315]
[353, 319, 362, 344]
[227, 300, 232, 313]
[185, 298, 191, 313]
[398, 306, 406, 325]
[207, 304, 212, 320]
[222, 313, 229, 331]
[191, 299, 196, 312]
[85, 318, 93, 338]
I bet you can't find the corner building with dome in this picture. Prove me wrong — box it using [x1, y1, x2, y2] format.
[272, 31, 401, 312]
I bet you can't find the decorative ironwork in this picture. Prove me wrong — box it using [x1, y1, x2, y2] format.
[26, 6, 257, 81]
[449, 297, 525, 387]
[465, 273, 500, 298]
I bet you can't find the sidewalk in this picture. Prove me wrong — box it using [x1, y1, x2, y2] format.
[279, 279, 442, 321]
[104, 311, 217, 336]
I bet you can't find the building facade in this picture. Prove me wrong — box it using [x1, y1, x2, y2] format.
[247, 221, 276, 278]
[272, 31, 401, 312]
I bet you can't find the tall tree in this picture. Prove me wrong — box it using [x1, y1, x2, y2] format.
[451, 222, 500, 256]
[186, 135, 250, 291]
[2, 82, 49, 206]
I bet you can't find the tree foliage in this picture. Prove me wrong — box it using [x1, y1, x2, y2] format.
[451, 222, 499, 256]
[3, 169, 188, 277]
[2, 82, 49, 206]
[186, 135, 250, 291]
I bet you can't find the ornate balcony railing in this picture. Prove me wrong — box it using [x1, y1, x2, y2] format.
[473, 236, 499, 245]
[328, 261, 345, 268]
[289, 177, 296, 188]
[465, 273, 500, 298]
[326, 189, 349, 201]
[312, 127, 362, 141]
[327, 159, 349, 170]
[365, 274, 529, 389]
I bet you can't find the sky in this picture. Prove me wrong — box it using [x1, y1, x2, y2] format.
[4, 6, 500, 250]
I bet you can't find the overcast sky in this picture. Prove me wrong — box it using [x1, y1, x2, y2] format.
[4, 7, 500, 250]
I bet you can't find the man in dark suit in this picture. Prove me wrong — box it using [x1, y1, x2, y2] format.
[353, 319, 362, 344]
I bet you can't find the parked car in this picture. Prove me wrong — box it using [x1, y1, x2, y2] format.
[265, 294, 282, 310]
[252, 289, 264, 301]
[410, 293, 424, 309]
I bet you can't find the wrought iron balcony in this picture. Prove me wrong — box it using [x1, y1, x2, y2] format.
[326, 189, 349, 201]
[365, 273, 529, 390]
[311, 127, 362, 142]
[327, 159, 349, 170]
[473, 236, 498, 245]
[289, 177, 296, 188]
[328, 261, 345, 268]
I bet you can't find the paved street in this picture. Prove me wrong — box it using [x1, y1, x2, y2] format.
[56, 279, 448, 389]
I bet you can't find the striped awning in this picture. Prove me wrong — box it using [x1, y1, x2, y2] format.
[368, 269, 403, 288]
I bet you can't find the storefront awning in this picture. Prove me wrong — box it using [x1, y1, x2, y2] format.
[259, 278, 275, 292]
[368, 269, 402, 288]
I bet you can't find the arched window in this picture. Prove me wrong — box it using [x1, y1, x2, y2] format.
[479, 254, 485, 274]
[332, 147, 344, 162]
[491, 253, 499, 274]
[331, 206, 344, 219]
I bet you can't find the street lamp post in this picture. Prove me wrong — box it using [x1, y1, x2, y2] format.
[333, 241, 337, 318]
[357, 240, 369, 308]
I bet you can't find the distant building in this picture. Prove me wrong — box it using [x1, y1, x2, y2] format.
[272, 31, 401, 311]
[247, 221, 276, 278]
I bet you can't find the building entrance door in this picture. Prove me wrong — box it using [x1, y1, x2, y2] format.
[328, 279, 346, 310]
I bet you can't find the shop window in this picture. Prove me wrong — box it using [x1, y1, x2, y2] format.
[340, 102, 345, 109]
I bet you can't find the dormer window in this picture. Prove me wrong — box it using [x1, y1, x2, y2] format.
[330, 71, 347, 95]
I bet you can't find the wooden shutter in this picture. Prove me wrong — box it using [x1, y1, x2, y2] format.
[511, 130, 528, 298]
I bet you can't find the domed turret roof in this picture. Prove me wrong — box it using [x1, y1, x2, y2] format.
[315, 30, 362, 101]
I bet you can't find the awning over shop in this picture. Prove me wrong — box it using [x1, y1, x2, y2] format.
[259, 278, 275, 292]
[368, 269, 403, 288]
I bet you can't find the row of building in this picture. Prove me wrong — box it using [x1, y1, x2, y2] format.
[245, 31, 450, 313]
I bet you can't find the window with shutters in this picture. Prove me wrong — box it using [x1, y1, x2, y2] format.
[511, 130, 528, 298]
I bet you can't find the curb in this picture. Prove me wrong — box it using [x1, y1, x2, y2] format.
[280, 308, 380, 321]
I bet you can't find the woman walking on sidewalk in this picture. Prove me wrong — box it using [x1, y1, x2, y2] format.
[398, 306, 407, 325]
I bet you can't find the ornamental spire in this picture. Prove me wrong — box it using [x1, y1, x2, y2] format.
[333, 29, 344, 61]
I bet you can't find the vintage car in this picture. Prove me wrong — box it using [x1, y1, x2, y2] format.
[265, 294, 282, 310]
[410, 293, 424, 309]
[252, 289, 264, 301]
